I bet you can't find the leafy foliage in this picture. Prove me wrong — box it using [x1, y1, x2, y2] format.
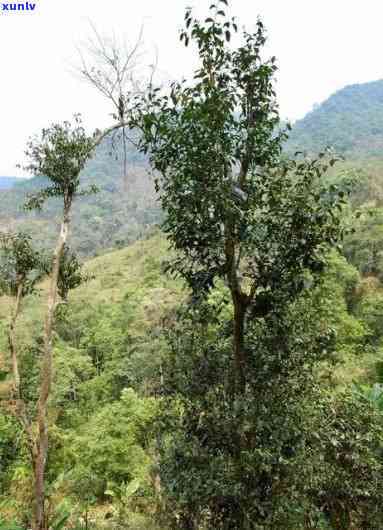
[0, 232, 43, 296]
[22, 115, 95, 211]
[309, 392, 383, 529]
[158, 284, 383, 529]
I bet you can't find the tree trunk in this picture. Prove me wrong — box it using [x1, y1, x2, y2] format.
[6, 277, 40, 504]
[32, 207, 70, 530]
[224, 226, 248, 394]
[9, 278, 23, 397]
[122, 126, 128, 193]
[232, 291, 247, 393]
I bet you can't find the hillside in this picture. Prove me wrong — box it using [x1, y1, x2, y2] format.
[1, 231, 382, 527]
[0, 232, 377, 390]
[0, 233, 183, 386]
[0, 233, 183, 528]
[287, 79, 383, 157]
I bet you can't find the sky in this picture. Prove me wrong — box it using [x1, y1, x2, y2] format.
[0, 0, 383, 176]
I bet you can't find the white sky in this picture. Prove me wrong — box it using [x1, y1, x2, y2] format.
[1, 0, 383, 176]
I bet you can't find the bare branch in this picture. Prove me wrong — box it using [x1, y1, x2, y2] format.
[75, 20, 146, 115]
[74, 20, 156, 192]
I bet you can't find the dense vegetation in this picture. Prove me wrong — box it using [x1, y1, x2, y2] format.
[2, 232, 383, 528]
[1, 2, 383, 529]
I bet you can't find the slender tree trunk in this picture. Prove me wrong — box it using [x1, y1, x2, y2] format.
[7, 278, 34, 441]
[8, 278, 23, 397]
[6, 279, 39, 500]
[32, 206, 70, 530]
[122, 126, 128, 193]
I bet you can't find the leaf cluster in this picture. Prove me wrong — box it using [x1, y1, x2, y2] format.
[0, 232, 43, 297]
[21, 115, 95, 211]
[130, 2, 350, 315]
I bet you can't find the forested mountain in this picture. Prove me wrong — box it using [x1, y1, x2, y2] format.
[0, 177, 25, 190]
[2, 80, 383, 261]
[287, 79, 383, 156]
[0, 135, 160, 257]
[283, 78, 383, 284]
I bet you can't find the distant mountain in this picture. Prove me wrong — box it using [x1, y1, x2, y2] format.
[287, 79, 383, 157]
[4, 79, 383, 257]
[0, 135, 161, 257]
[0, 177, 26, 190]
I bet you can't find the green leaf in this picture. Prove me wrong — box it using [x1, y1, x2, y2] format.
[105, 489, 115, 497]
[125, 478, 141, 498]
[51, 511, 71, 530]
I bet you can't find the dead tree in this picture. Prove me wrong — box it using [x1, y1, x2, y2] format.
[75, 22, 153, 192]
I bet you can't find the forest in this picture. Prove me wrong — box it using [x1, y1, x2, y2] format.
[1, 2, 383, 529]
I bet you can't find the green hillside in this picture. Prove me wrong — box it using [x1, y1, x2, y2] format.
[0, 233, 181, 528]
[1, 231, 383, 527]
[0, 230, 374, 393]
[284, 79, 383, 285]
[287, 79, 383, 157]
[0, 232, 182, 394]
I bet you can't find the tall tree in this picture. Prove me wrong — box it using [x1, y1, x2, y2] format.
[19, 115, 95, 530]
[130, 0, 349, 393]
[126, 2, 367, 527]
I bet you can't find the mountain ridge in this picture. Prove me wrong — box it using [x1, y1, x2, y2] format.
[0, 176, 26, 190]
[287, 78, 383, 157]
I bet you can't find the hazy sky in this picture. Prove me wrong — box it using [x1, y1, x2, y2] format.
[1, 0, 382, 176]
